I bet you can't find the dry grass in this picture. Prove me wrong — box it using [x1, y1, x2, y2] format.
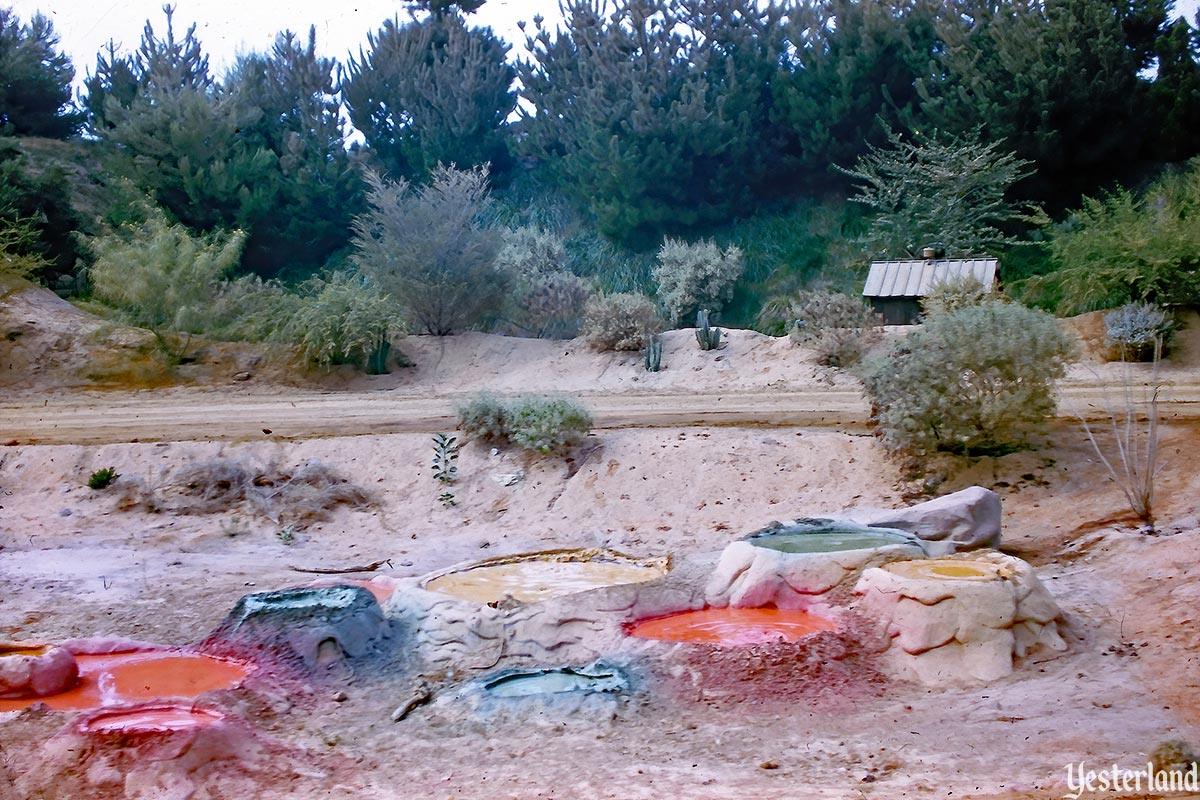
[116, 458, 373, 529]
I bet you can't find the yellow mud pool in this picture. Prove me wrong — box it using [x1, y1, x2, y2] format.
[885, 559, 1011, 581]
[424, 550, 667, 604]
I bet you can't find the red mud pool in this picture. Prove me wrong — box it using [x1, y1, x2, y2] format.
[628, 607, 836, 646]
[0, 651, 252, 713]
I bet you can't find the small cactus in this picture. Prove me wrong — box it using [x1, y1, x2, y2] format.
[695, 308, 722, 351]
[643, 333, 663, 372]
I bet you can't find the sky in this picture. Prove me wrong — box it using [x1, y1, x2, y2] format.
[8, 0, 563, 89]
[9, 0, 1200, 92]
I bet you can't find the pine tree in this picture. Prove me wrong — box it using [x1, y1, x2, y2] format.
[0, 8, 82, 137]
[1146, 14, 1200, 162]
[771, 0, 938, 186]
[342, 13, 515, 181]
[225, 28, 363, 276]
[919, 0, 1154, 201]
[517, 0, 787, 244]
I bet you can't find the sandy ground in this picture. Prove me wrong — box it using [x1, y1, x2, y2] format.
[2, 285, 1200, 799]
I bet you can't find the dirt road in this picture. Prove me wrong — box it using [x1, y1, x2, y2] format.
[2, 382, 1197, 445]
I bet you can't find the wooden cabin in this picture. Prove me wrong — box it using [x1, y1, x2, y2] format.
[862, 257, 999, 325]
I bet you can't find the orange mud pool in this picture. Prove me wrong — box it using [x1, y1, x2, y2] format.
[628, 607, 837, 646]
[0, 651, 252, 712]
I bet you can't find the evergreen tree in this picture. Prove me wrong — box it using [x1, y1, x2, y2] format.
[1147, 14, 1200, 162]
[919, 0, 1155, 201]
[517, 0, 787, 244]
[771, 0, 938, 186]
[842, 127, 1037, 258]
[0, 8, 82, 137]
[225, 28, 363, 276]
[0, 138, 79, 280]
[87, 7, 274, 268]
[342, 13, 515, 181]
[82, 42, 141, 133]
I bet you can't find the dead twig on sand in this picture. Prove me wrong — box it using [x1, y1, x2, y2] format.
[287, 559, 392, 575]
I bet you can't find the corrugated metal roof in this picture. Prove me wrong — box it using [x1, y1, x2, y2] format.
[862, 258, 999, 298]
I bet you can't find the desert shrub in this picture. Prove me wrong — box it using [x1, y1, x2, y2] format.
[581, 292, 662, 351]
[456, 393, 592, 453]
[921, 275, 993, 319]
[505, 397, 593, 454]
[275, 272, 401, 370]
[456, 393, 509, 442]
[497, 227, 592, 338]
[1104, 302, 1173, 362]
[352, 166, 505, 335]
[117, 459, 371, 530]
[495, 226, 567, 275]
[862, 301, 1074, 465]
[788, 290, 882, 367]
[86, 207, 245, 357]
[653, 238, 745, 325]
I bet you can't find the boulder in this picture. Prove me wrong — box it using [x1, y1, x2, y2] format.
[706, 523, 927, 608]
[854, 552, 1067, 685]
[860, 486, 1002, 554]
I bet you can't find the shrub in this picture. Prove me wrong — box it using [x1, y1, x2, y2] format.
[788, 290, 882, 367]
[861, 301, 1075, 464]
[456, 392, 509, 442]
[455, 393, 592, 454]
[87, 467, 119, 490]
[86, 207, 245, 357]
[653, 238, 745, 325]
[275, 272, 401, 371]
[1104, 302, 1173, 362]
[581, 292, 662, 351]
[1042, 163, 1200, 313]
[505, 397, 593, 454]
[921, 275, 993, 319]
[352, 166, 505, 335]
[116, 459, 371, 530]
[495, 226, 567, 276]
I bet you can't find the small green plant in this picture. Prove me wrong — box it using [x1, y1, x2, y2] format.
[456, 393, 509, 442]
[432, 433, 459, 483]
[581, 292, 662, 351]
[274, 272, 401, 372]
[695, 309, 721, 351]
[644, 333, 663, 372]
[437, 491, 458, 508]
[87, 466, 120, 490]
[276, 526, 296, 545]
[505, 397, 593, 453]
[456, 393, 592, 454]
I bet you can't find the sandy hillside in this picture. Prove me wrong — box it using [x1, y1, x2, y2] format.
[2, 284, 1200, 799]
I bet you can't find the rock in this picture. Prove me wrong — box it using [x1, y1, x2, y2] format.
[705, 523, 927, 608]
[854, 552, 1067, 685]
[491, 472, 524, 487]
[232, 371, 252, 382]
[860, 486, 1002, 554]
[0, 644, 78, 698]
